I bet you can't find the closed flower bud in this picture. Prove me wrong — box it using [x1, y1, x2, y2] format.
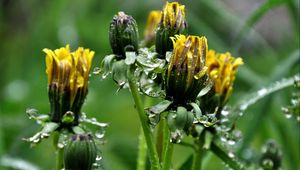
[109, 11, 139, 59]
[64, 134, 97, 170]
[156, 1, 187, 57]
[206, 50, 243, 106]
[259, 140, 282, 170]
[144, 10, 162, 47]
[43, 45, 94, 125]
[165, 35, 208, 106]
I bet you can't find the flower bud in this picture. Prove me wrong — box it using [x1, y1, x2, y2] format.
[43, 45, 94, 125]
[259, 140, 282, 170]
[64, 134, 97, 170]
[109, 11, 139, 59]
[165, 35, 208, 105]
[156, 1, 187, 57]
[205, 50, 243, 107]
[143, 10, 162, 47]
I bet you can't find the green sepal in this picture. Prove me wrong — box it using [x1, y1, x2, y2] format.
[175, 106, 188, 129]
[23, 122, 59, 145]
[64, 134, 97, 170]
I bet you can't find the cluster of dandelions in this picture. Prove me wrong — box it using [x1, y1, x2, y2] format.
[24, 1, 298, 170]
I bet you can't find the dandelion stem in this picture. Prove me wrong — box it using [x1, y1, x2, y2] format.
[53, 132, 64, 170]
[162, 117, 173, 170]
[137, 128, 147, 170]
[128, 74, 160, 170]
[191, 133, 205, 170]
[210, 142, 246, 170]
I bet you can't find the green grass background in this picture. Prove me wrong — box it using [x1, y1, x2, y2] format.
[0, 0, 299, 169]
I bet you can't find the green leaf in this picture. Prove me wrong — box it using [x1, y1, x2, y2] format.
[189, 102, 202, 118]
[23, 122, 59, 145]
[211, 142, 247, 170]
[0, 156, 40, 170]
[146, 100, 172, 114]
[99, 54, 116, 79]
[237, 0, 286, 43]
[178, 154, 193, 170]
[197, 80, 213, 97]
[112, 60, 128, 86]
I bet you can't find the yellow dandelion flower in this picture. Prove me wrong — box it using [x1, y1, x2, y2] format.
[206, 50, 243, 103]
[144, 10, 162, 45]
[165, 35, 208, 105]
[43, 45, 94, 124]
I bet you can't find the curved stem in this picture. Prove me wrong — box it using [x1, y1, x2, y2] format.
[128, 76, 160, 170]
[211, 142, 246, 170]
[162, 117, 174, 170]
[53, 132, 64, 170]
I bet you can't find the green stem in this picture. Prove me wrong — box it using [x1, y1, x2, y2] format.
[192, 148, 203, 170]
[53, 132, 64, 170]
[210, 142, 246, 170]
[156, 119, 164, 160]
[162, 117, 174, 170]
[128, 76, 160, 170]
[191, 136, 204, 170]
[137, 128, 147, 170]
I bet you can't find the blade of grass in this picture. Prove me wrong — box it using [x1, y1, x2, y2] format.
[211, 142, 247, 170]
[236, 0, 286, 45]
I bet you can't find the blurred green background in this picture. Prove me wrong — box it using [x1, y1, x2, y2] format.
[0, 0, 299, 169]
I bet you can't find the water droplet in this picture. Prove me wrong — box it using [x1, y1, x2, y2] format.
[170, 130, 183, 143]
[220, 136, 227, 142]
[57, 143, 65, 149]
[41, 133, 50, 138]
[285, 113, 292, 119]
[221, 110, 229, 116]
[227, 140, 236, 145]
[149, 72, 157, 80]
[93, 67, 101, 75]
[258, 88, 267, 96]
[239, 104, 248, 111]
[33, 138, 40, 143]
[96, 155, 102, 161]
[95, 129, 105, 139]
[228, 151, 235, 158]
[262, 159, 274, 169]
[81, 112, 87, 120]
[26, 108, 39, 119]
